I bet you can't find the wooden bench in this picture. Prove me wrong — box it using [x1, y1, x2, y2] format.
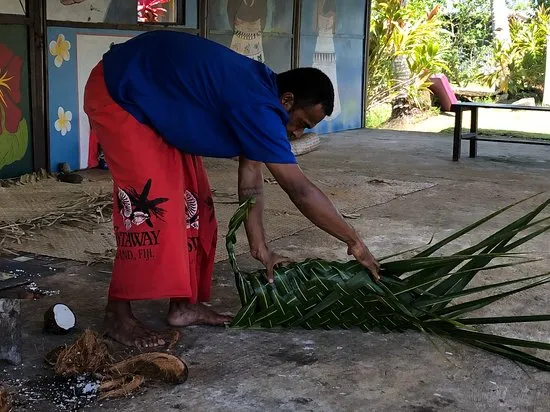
[451, 102, 550, 161]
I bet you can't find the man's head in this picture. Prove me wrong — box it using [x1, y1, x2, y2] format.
[276, 68, 334, 139]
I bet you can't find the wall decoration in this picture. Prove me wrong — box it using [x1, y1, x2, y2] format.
[48, 0, 135, 24]
[47, 27, 141, 171]
[0, 25, 33, 179]
[54, 106, 72, 136]
[49, 0, 188, 25]
[208, 0, 293, 73]
[227, 0, 267, 63]
[49, 34, 72, 68]
[300, 0, 366, 134]
[311, 0, 341, 120]
[0, 0, 25, 15]
[137, 0, 171, 23]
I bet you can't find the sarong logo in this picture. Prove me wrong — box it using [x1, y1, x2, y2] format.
[185, 190, 199, 230]
[117, 178, 168, 230]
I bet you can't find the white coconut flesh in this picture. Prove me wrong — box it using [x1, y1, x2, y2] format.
[53, 304, 76, 330]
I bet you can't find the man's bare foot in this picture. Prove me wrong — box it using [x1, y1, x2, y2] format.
[104, 300, 166, 349]
[167, 299, 233, 327]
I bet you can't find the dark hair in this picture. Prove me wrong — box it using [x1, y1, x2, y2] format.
[276, 68, 334, 116]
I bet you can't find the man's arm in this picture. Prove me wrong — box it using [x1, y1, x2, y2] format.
[238, 157, 292, 282]
[237, 156, 268, 260]
[266, 162, 380, 280]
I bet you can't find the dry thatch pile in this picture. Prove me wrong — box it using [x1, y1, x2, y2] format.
[226, 195, 550, 370]
[0, 192, 112, 256]
[45, 330, 186, 399]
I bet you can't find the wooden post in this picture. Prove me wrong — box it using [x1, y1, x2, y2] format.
[27, 0, 49, 172]
[361, 0, 372, 128]
[469, 107, 478, 158]
[291, 0, 302, 70]
[199, 0, 208, 38]
[453, 107, 463, 161]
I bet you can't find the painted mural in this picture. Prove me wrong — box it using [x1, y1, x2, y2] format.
[208, 0, 294, 73]
[311, 0, 340, 120]
[47, 0, 197, 27]
[227, 0, 267, 63]
[47, 27, 141, 171]
[48, 0, 141, 24]
[300, 0, 366, 134]
[209, 0, 367, 134]
[0, 25, 33, 179]
[0, 0, 25, 14]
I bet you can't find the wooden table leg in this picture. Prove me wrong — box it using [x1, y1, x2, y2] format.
[453, 107, 463, 161]
[469, 107, 478, 158]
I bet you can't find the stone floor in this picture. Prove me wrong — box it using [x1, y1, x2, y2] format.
[1, 129, 550, 412]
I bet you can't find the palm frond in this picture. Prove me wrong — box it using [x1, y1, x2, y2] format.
[225, 196, 550, 370]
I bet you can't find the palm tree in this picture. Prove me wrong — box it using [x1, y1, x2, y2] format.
[391, 0, 413, 119]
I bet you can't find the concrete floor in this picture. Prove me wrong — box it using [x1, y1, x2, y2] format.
[1, 129, 550, 411]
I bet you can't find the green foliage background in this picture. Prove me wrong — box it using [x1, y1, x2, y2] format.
[367, 0, 549, 121]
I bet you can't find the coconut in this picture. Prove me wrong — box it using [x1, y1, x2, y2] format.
[0, 388, 12, 412]
[43, 303, 76, 335]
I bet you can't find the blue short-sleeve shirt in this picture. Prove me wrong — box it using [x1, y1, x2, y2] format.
[102, 30, 296, 164]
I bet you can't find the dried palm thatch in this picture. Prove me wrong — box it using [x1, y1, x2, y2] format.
[85, 248, 116, 266]
[0, 169, 52, 188]
[45, 330, 187, 399]
[0, 192, 112, 255]
[226, 195, 550, 370]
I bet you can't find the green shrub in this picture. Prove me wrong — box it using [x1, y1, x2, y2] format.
[367, 0, 448, 111]
[481, 6, 549, 96]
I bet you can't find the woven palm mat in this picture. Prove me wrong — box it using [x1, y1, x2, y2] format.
[0, 160, 434, 264]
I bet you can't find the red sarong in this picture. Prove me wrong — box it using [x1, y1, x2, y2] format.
[83, 62, 217, 303]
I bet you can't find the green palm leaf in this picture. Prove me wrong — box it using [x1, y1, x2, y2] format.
[225, 196, 550, 370]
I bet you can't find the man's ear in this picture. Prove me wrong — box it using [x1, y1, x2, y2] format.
[280, 92, 294, 111]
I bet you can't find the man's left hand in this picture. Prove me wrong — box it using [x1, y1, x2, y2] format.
[254, 249, 293, 284]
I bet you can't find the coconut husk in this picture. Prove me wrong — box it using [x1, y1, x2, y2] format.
[0, 388, 12, 412]
[105, 352, 188, 384]
[44, 329, 187, 400]
[99, 375, 145, 400]
[47, 329, 112, 377]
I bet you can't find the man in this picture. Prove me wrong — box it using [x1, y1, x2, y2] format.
[84, 30, 380, 349]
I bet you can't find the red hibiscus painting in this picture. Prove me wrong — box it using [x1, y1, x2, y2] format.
[0, 43, 23, 135]
[138, 0, 170, 22]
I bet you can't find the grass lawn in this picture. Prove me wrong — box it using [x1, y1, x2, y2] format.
[441, 127, 550, 141]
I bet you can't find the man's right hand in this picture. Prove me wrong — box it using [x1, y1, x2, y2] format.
[347, 239, 380, 281]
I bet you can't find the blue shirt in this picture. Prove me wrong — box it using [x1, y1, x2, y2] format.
[102, 30, 296, 164]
